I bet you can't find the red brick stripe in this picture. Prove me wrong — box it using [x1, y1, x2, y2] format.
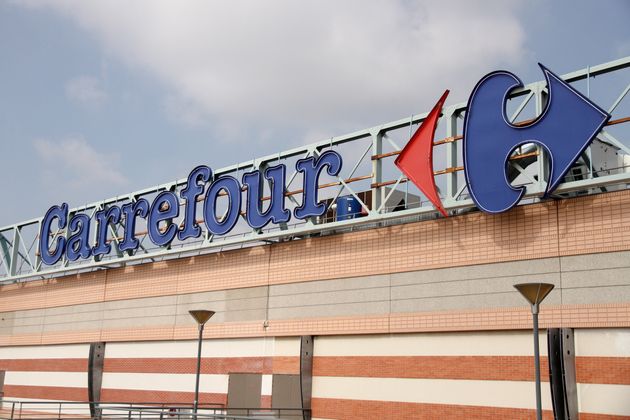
[3, 355, 625, 386]
[313, 356, 550, 382]
[271, 356, 300, 374]
[312, 398, 555, 420]
[103, 356, 299, 375]
[4, 385, 88, 401]
[0, 356, 299, 375]
[104, 357, 269, 374]
[0, 358, 87, 372]
[576, 357, 630, 385]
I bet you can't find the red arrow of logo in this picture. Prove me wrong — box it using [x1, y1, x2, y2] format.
[395, 90, 450, 217]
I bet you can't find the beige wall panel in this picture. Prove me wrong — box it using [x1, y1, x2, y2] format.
[270, 275, 389, 296]
[561, 286, 630, 305]
[575, 328, 630, 357]
[100, 315, 174, 330]
[5, 371, 86, 387]
[391, 292, 552, 313]
[3, 324, 43, 335]
[174, 308, 267, 325]
[270, 285, 389, 309]
[44, 306, 104, 325]
[177, 287, 268, 305]
[101, 372, 228, 393]
[314, 332, 547, 357]
[269, 275, 389, 319]
[105, 337, 277, 359]
[269, 301, 391, 320]
[311, 376, 553, 410]
[391, 258, 560, 286]
[104, 295, 177, 311]
[561, 267, 630, 289]
[560, 250, 630, 272]
[577, 383, 630, 416]
[2, 310, 43, 335]
[43, 320, 104, 333]
[391, 273, 560, 301]
[0, 343, 88, 359]
[273, 337, 301, 357]
[175, 287, 268, 324]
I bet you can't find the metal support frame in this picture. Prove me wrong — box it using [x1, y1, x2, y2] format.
[548, 328, 578, 419]
[0, 56, 629, 284]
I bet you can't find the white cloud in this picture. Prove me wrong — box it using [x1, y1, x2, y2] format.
[34, 137, 127, 192]
[21, 1, 526, 144]
[65, 76, 108, 106]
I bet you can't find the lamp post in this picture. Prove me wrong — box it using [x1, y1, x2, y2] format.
[513, 283, 554, 420]
[189, 310, 215, 419]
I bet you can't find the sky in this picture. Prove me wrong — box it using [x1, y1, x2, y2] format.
[0, 0, 629, 226]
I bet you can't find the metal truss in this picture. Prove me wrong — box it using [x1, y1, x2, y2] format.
[1, 56, 629, 284]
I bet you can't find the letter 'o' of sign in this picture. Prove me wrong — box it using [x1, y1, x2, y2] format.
[463, 64, 609, 214]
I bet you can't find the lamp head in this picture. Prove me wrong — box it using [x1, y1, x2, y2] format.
[513, 283, 554, 306]
[189, 310, 215, 325]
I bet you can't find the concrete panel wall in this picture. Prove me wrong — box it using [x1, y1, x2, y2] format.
[2, 251, 630, 337]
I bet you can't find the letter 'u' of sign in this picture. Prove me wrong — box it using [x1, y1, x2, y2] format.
[396, 63, 610, 215]
[39, 63, 611, 266]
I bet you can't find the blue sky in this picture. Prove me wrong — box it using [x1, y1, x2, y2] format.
[0, 0, 629, 225]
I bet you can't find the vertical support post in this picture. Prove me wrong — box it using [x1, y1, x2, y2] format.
[371, 130, 383, 212]
[9, 228, 20, 276]
[34, 221, 42, 273]
[548, 328, 578, 419]
[0, 234, 12, 277]
[444, 108, 458, 203]
[300, 336, 314, 420]
[88, 342, 106, 420]
[193, 323, 204, 420]
[585, 66, 594, 180]
[532, 303, 542, 420]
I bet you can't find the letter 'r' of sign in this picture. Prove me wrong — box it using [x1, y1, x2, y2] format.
[463, 64, 610, 214]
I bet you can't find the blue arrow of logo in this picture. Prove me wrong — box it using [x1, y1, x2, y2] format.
[463, 64, 610, 214]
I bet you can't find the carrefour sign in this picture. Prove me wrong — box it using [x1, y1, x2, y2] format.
[39, 151, 342, 265]
[39, 64, 609, 266]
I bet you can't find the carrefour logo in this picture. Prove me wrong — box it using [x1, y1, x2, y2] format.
[39, 64, 610, 265]
[396, 64, 609, 216]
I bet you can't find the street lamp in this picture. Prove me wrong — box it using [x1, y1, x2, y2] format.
[513, 282, 554, 420]
[189, 309, 215, 419]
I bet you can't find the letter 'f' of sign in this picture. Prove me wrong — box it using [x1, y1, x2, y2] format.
[463, 64, 610, 213]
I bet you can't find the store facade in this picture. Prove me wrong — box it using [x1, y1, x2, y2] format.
[0, 57, 629, 419]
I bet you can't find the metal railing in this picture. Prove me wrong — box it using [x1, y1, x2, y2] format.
[0, 401, 309, 420]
